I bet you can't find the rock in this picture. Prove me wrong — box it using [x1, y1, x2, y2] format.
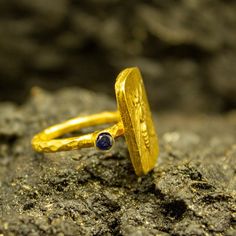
[0, 88, 235, 235]
[0, 0, 236, 112]
[208, 51, 236, 108]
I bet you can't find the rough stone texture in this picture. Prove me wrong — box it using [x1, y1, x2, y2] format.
[0, 88, 235, 236]
[0, 0, 236, 112]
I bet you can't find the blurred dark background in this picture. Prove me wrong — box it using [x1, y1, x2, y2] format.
[0, 0, 235, 113]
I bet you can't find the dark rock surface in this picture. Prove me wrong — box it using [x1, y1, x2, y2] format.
[0, 88, 235, 235]
[0, 0, 236, 112]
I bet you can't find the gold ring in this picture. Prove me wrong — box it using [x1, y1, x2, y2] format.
[31, 67, 159, 176]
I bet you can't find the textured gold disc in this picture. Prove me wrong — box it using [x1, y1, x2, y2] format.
[115, 67, 159, 176]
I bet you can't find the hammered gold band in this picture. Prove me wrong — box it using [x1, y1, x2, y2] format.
[31, 111, 124, 153]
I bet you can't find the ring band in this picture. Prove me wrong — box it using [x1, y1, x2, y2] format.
[32, 67, 159, 175]
[32, 111, 124, 153]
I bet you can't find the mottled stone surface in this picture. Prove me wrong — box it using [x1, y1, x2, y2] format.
[0, 0, 236, 112]
[0, 88, 235, 235]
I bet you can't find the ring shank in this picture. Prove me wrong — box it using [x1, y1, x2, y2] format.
[32, 111, 124, 153]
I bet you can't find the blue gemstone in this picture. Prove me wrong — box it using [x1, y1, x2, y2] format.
[96, 132, 113, 151]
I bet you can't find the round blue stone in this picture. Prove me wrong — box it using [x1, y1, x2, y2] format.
[96, 132, 113, 151]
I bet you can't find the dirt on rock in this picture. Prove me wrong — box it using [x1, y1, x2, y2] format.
[0, 88, 235, 236]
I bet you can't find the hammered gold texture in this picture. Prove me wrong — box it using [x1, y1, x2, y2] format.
[32, 111, 124, 153]
[115, 68, 159, 176]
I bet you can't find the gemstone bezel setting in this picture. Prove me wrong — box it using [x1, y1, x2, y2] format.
[95, 132, 114, 151]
